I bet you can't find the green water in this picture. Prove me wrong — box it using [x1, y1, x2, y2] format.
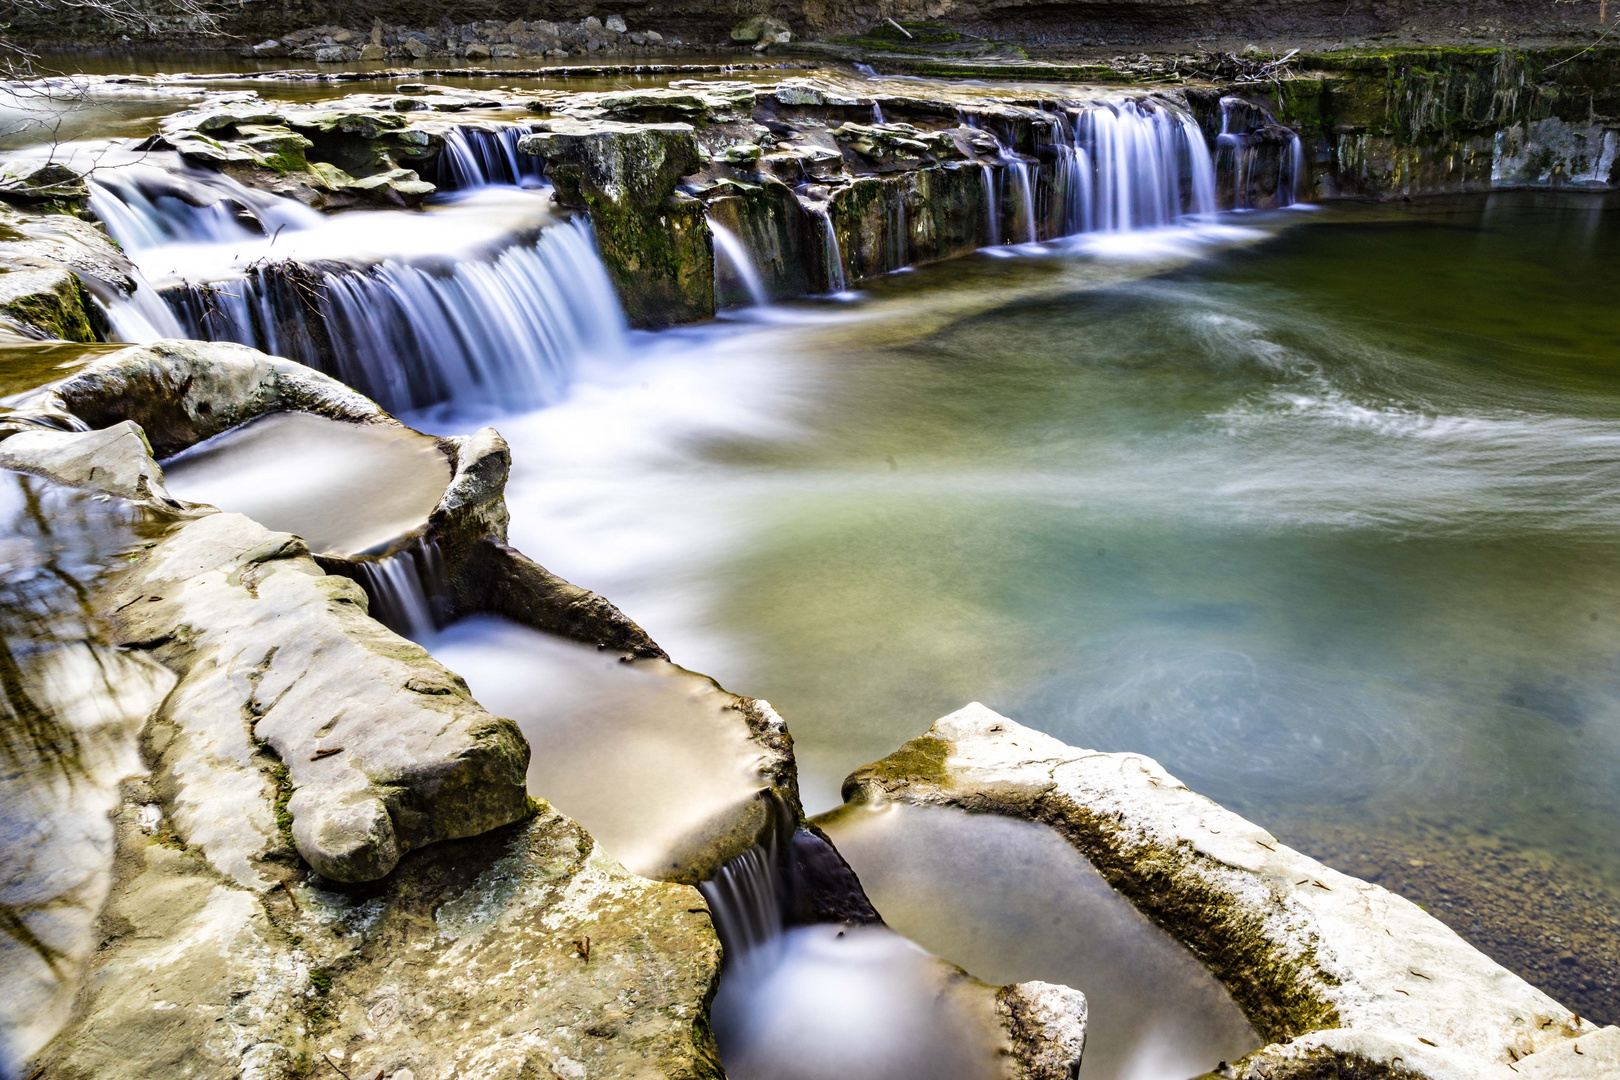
[501, 192, 1620, 1014]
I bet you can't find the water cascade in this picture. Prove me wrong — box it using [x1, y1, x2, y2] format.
[88, 163, 627, 414]
[698, 841, 785, 963]
[434, 124, 546, 190]
[1055, 100, 1217, 233]
[979, 164, 1001, 245]
[1215, 96, 1302, 210]
[813, 206, 847, 293]
[162, 222, 626, 414]
[710, 219, 771, 308]
[349, 538, 451, 640]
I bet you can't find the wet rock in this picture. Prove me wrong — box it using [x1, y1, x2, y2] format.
[0, 421, 181, 510]
[845, 702, 1605, 1079]
[0, 159, 88, 207]
[107, 508, 531, 882]
[731, 14, 791, 46]
[0, 268, 96, 342]
[997, 982, 1089, 1080]
[21, 338, 386, 458]
[519, 121, 712, 327]
[358, 42, 387, 60]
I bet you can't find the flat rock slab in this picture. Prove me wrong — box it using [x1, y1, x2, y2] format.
[108, 508, 530, 883]
[843, 703, 1608, 1080]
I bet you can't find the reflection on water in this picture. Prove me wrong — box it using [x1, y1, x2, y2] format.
[818, 801, 1257, 1080]
[438, 193, 1620, 1016]
[0, 471, 172, 1076]
[161, 411, 451, 557]
[424, 615, 770, 880]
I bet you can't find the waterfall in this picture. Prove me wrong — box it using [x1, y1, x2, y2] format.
[980, 164, 1001, 245]
[1284, 133, 1306, 206]
[87, 161, 324, 253]
[710, 219, 770, 307]
[161, 219, 626, 414]
[699, 842, 785, 964]
[812, 207, 847, 294]
[1061, 99, 1214, 232]
[349, 538, 450, 640]
[435, 125, 545, 190]
[1007, 159, 1037, 243]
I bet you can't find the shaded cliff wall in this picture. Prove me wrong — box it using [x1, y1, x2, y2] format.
[7, 0, 1613, 49]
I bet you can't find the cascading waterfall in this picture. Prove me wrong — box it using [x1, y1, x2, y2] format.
[162, 220, 626, 414]
[1215, 96, 1301, 210]
[1006, 158, 1037, 243]
[435, 125, 546, 190]
[710, 219, 770, 308]
[349, 537, 450, 640]
[1058, 99, 1217, 233]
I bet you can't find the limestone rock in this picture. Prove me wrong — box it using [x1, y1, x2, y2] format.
[0, 421, 184, 511]
[107, 510, 530, 882]
[26, 338, 387, 458]
[518, 121, 713, 327]
[359, 42, 387, 60]
[997, 981, 1089, 1080]
[0, 267, 96, 342]
[0, 159, 88, 206]
[844, 703, 1602, 1080]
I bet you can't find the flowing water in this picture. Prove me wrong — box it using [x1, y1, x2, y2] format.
[6, 55, 1620, 1079]
[439, 191, 1620, 1024]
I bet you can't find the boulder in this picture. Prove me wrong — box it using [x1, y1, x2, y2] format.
[731, 14, 791, 44]
[359, 42, 387, 60]
[0, 267, 95, 342]
[605, 13, 627, 32]
[0, 159, 88, 206]
[844, 703, 1610, 1080]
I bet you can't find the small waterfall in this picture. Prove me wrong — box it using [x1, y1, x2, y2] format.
[350, 538, 450, 640]
[435, 125, 545, 190]
[812, 206, 847, 294]
[699, 842, 785, 964]
[1284, 133, 1307, 206]
[1063, 99, 1214, 232]
[1006, 159, 1037, 243]
[980, 164, 1001, 245]
[710, 219, 769, 308]
[162, 219, 626, 414]
[1214, 96, 1300, 211]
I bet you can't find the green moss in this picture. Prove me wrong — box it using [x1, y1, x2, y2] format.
[0, 270, 96, 343]
[308, 967, 332, 994]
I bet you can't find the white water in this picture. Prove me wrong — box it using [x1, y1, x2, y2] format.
[352, 539, 449, 639]
[711, 219, 771, 307]
[90, 169, 626, 413]
[1061, 100, 1217, 232]
[434, 124, 545, 190]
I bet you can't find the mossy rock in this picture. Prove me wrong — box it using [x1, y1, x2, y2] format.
[0, 268, 97, 342]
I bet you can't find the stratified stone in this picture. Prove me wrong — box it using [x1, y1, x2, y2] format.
[845, 703, 1607, 1080]
[518, 121, 712, 327]
[106, 508, 532, 882]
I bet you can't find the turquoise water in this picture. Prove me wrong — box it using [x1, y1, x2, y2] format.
[478, 193, 1620, 1014]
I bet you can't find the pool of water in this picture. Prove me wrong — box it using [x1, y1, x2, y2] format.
[444, 192, 1620, 1020]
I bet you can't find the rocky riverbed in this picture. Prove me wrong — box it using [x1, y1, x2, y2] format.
[1, 32, 1618, 1080]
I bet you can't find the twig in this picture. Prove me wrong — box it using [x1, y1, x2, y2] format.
[279, 880, 300, 911]
[885, 17, 913, 38]
[310, 747, 343, 760]
[323, 1053, 353, 1080]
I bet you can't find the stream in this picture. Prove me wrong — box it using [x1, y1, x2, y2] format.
[1, 54, 1618, 1080]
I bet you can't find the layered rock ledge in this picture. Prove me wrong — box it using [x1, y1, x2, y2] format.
[844, 702, 1618, 1080]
